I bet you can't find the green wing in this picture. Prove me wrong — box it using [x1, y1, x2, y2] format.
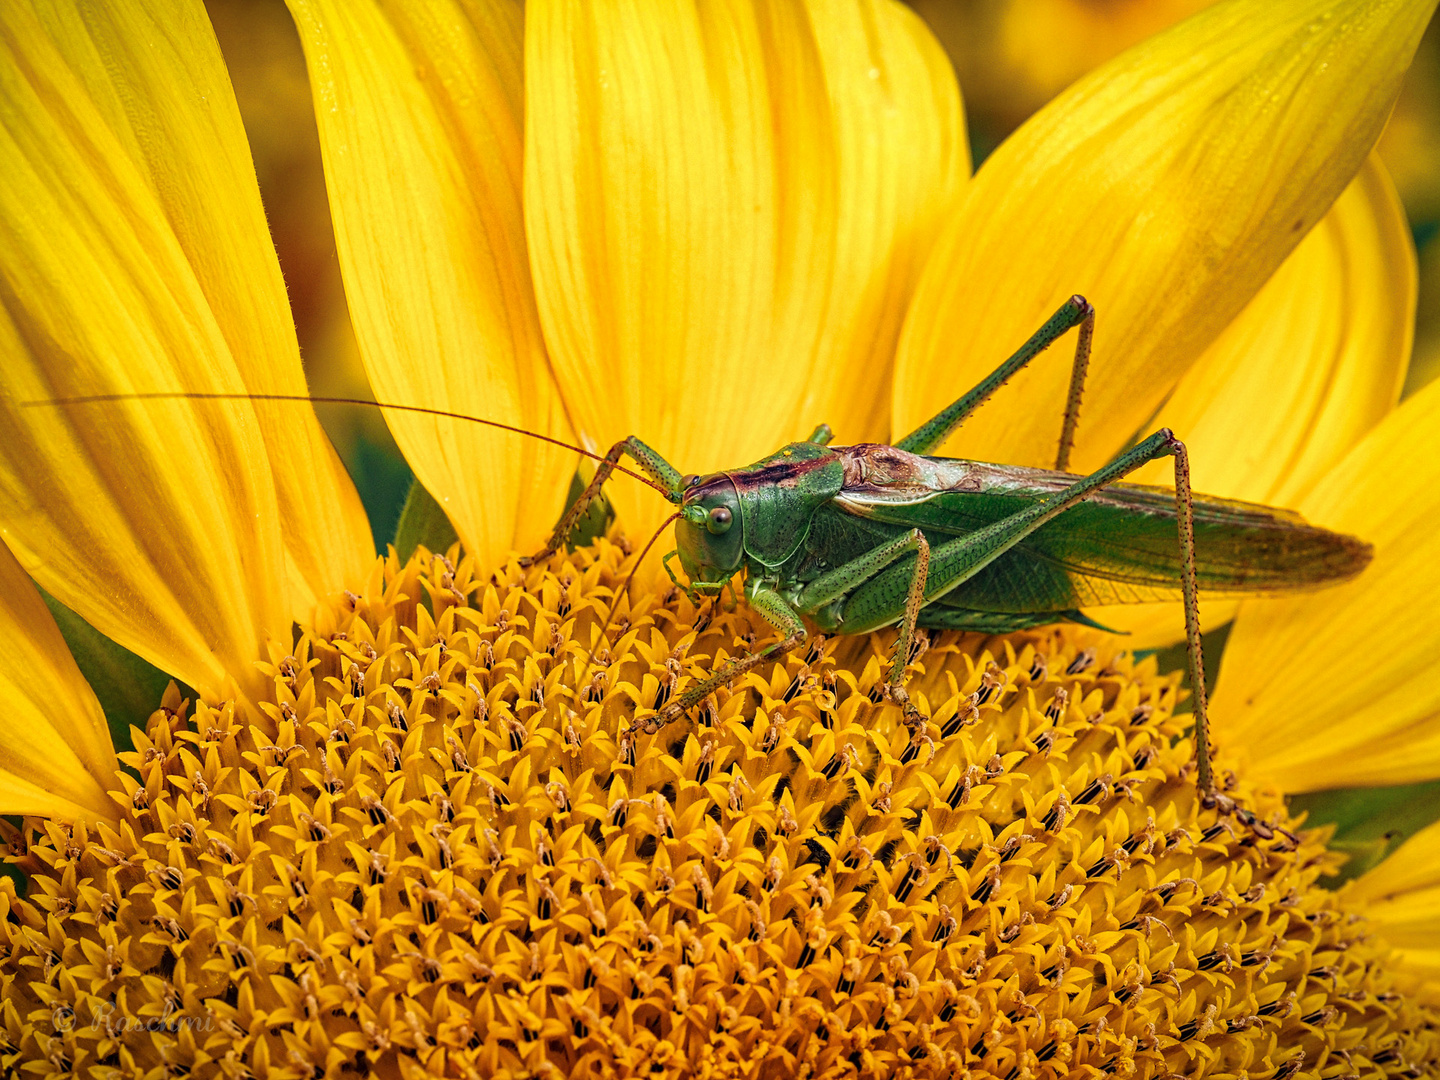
[834, 459, 1372, 615]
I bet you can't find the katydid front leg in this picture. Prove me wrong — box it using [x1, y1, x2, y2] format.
[521, 436, 686, 566]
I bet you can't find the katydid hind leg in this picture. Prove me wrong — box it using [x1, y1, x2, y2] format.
[1054, 302, 1095, 472]
[806, 423, 835, 446]
[884, 531, 931, 732]
[896, 295, 1094, 457]
[840, 428, 1215, 793]
[1168, 436, 1213, 798]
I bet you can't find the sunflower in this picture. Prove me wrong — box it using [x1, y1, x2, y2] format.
[1, 0, 1438, 1077]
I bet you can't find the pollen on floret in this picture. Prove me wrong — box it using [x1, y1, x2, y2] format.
[0, 541, 1436, 1079]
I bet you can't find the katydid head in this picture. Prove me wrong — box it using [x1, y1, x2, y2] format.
[674, 474, 744, 591]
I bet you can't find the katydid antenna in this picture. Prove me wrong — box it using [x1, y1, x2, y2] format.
[20, 391, 672, 495]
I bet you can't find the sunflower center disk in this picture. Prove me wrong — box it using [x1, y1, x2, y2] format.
[0, 541, 1435, 1077]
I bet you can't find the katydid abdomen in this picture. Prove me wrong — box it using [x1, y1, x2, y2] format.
[784, 444, 1371, 636]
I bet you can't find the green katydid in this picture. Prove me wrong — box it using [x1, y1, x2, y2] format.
[30, 296, 1371, 798]
[516, 295, 1371, 798]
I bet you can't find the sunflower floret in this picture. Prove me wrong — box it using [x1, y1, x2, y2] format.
[0, 541, 1435, 1079]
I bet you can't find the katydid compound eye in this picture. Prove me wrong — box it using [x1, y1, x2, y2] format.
[706, 506, 733, 534]
[682, 474, 700, 489]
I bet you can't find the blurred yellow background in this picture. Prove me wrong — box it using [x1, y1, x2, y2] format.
[205, 0, 408, 548]
[913, 0, 1440, 398]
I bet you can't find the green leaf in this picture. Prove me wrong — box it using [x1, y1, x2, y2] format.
[1141, 618, 1232, 707]
[563, 471, 612, 549]
[347, 432, 415, 552]
[392, 477, 459, 560]
[38, 588, 173, 756]
[1288, 778, 1440, 886]
[392, 470, 611, 565]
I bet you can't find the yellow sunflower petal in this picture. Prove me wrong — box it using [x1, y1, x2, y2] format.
[0, 540, 115, 821]
[24, 1, 373, 618]
[1347, 818, 1440, 974]
[894, 0, 1435, 473]
[1211, 377, 1440, 791]
[1130, 156, 1412, 502]
[528, 2, 963, 542]
[288, 0, 576, 567]
[1088, 154, 1414, 646]
[0, 1, 292, 700]
[526, 1, 839, 539]
[793, 0, 969, 443]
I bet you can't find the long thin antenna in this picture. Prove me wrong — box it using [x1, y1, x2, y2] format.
[574, 511, 681, 700]
[21, 391, 670, 495]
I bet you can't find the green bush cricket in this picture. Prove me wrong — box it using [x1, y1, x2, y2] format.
[32, 296, 1372, 800]
[517, 295, 1371, 800]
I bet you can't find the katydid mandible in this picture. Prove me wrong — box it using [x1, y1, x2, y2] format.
[521, 295, 1371, 798]
[29, 296, 1372, 799]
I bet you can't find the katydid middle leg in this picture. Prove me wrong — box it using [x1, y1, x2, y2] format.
[792, 527, 933, 731]
[897, 295, 1096, 470]
[840, 428, 1215, 794]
